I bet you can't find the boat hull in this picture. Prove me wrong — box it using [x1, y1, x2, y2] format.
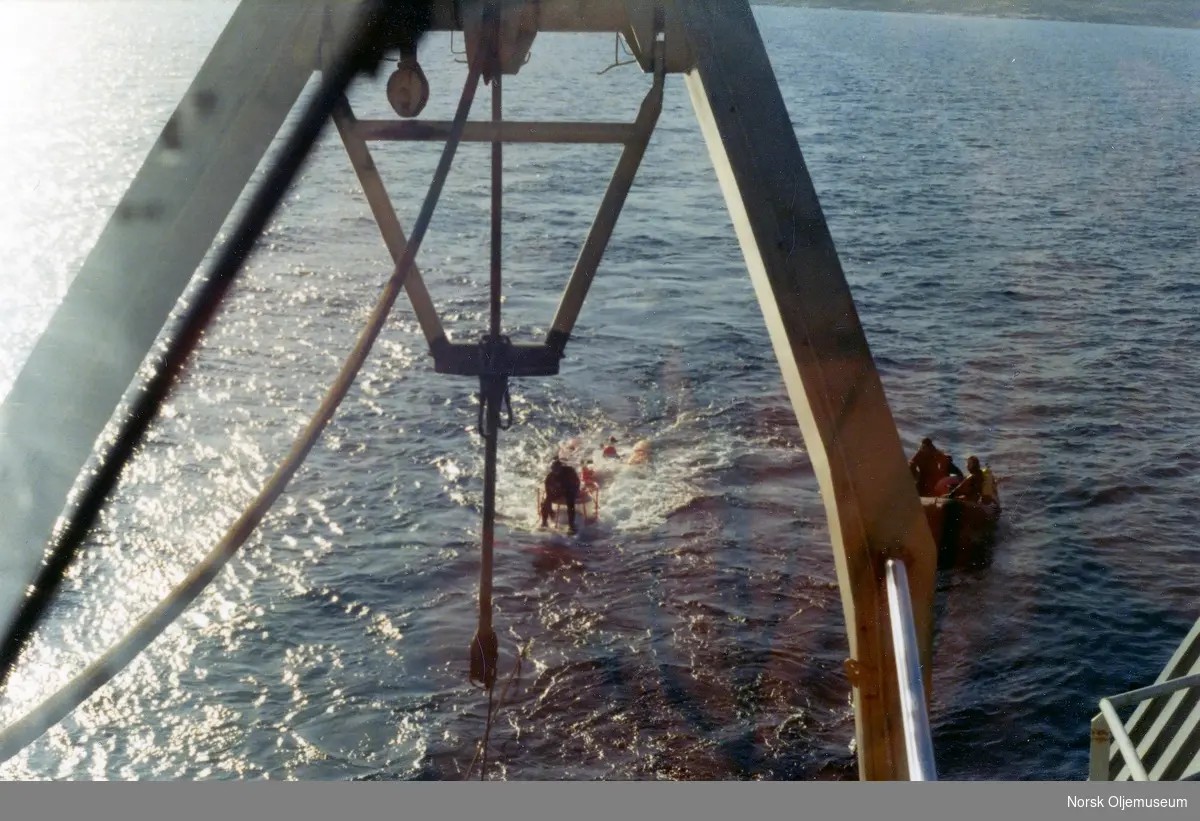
[921, 496, 1001, 568]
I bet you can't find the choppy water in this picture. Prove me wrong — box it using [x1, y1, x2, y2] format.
[0, 1, 1198, 780]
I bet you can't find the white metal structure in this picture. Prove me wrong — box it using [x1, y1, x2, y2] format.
[1090, 615, 1200, 781]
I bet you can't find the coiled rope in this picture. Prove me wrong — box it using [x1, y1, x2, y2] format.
[0, 0, 404, 690]
[0, 21, 485, 766]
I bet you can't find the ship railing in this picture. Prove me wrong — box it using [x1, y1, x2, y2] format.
[1089, 672, 1200, 781]
[885, 558, 938, 781]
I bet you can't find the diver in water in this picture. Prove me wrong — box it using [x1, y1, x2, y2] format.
[602, 437, 619, 458]
[541, 457, 581, 534]
[580, 458, 597, 488]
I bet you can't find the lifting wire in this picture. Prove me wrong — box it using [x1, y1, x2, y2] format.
[450, 28, 468, 63]
[451, 27, 531, 68]
[462, 8, 534, 780]
[597, 32, 640, 75]
[465, 32, 504, 691]
[0, 0, 413, 692]
[461, 8, 667, 774]
[463, 640, 528, 781]
[469, 2, 505, 696]
[0, 11, 483, 765]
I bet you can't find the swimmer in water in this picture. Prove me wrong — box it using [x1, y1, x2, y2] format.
[580, 458, 598, 488]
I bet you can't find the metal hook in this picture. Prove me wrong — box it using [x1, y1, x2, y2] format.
[499, 387, 514, 431]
